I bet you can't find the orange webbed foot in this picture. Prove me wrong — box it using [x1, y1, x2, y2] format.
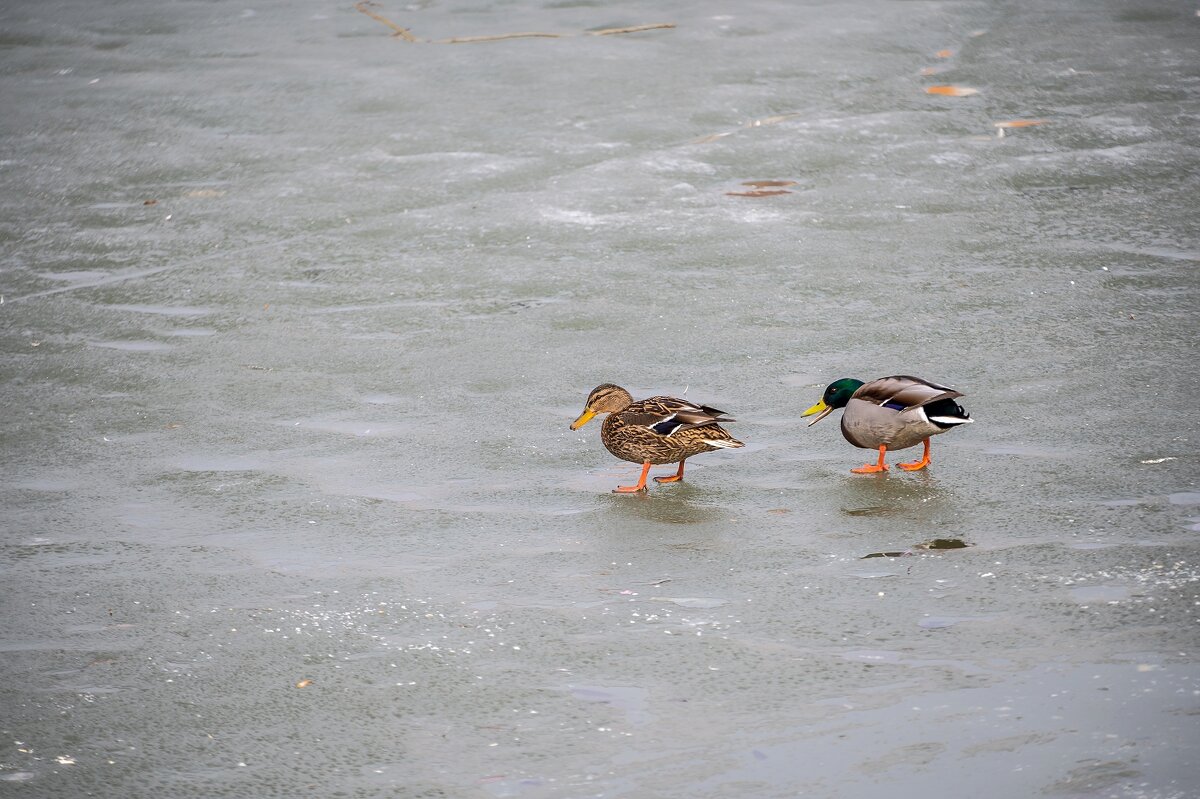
[897, 439, 931, 471]
[653, 460, 686, 484]
[612, 462, 652, 494]
[851, 445, 889, 474]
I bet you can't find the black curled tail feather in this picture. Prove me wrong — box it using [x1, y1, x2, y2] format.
[925, 398, 972, 429]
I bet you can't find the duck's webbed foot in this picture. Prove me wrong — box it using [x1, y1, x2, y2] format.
[897, 439, 932, 471]
[851, 445, 889, 474]
[653, 460, 686, 484]
[613, 462, 652, 493]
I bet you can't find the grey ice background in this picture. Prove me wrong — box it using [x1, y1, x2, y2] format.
[1, 1, 1198, 797]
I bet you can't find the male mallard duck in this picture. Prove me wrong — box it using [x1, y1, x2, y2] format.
[570, 384, 744, 493]
[801, 375, 972, 473]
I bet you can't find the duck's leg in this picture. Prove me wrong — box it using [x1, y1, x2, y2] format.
[897, 439, 932, 471]
[653, 459, 686, 484]
[613, 462, 652, 493]
[851, 445, 889, 474]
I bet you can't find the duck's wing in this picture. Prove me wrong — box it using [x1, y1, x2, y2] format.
[620, 396, 736, 437]
[854, 375, 963, 413]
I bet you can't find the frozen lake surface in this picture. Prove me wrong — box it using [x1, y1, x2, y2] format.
[1, 0, 1198, 796]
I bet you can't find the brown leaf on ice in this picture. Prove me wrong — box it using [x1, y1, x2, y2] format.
[993, 119, 1048, 128]
[741, 180, 797, 188]
[725, 189, 792, 197]
[295, 679, 314, 688]
[143, 199, 157, 206]
[935, 49, 954, 58]
[926, 85, 979, 97]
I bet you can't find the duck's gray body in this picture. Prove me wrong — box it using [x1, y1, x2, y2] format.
[840, 375, 970, 451]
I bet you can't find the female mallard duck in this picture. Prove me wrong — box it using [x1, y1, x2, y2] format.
[570, 384, 744, 493]
[801, 375, 972, 473]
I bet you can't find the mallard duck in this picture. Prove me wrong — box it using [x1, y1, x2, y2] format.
[801, 375, 972, 473]
[570, 384, 744, 493]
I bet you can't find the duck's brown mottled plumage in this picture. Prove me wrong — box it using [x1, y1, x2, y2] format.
[570, 384, 744, 492]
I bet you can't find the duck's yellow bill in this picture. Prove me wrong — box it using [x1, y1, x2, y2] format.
[801, 399, 834, 426]
[570, 409, 596, 430]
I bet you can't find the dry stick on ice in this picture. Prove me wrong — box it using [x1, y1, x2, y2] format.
[590, 24, 675, 36]
[353, 1, 417, 41]
[437, 23, 675, 43]
[353, 2, 674, 43]
[437, 31, 564, 43]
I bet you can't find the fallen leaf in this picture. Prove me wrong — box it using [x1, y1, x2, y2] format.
[926, 85, 979, 97]
[993, 119, 1048, 128]
[741, 180, 797, 188]
[767, 508, 790, 514]
[295, 679, 314, 688]
[143, 199, 157, 206]
[935, 49, 954, 58]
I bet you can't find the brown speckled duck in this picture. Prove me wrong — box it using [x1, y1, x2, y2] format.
[801, 375, 972, 473]
[570, 384, 744, 493]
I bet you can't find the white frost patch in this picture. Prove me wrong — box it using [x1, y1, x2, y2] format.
[929, 152, 974, 167]
[539, 207, 610, 226]
[642, 157, 717, 176]
[650, 597, 728, 608]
